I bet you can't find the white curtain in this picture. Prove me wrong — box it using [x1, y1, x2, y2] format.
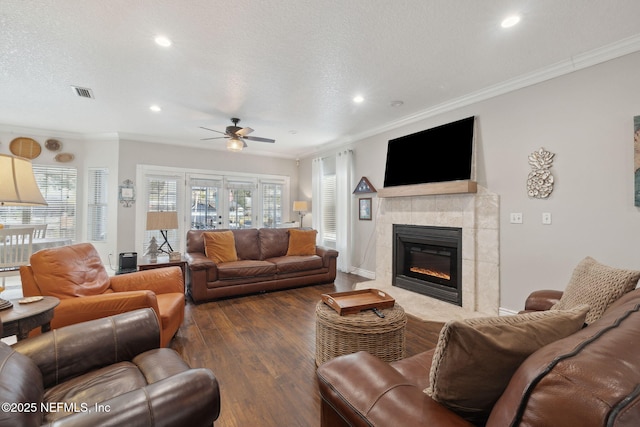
[311, 157, 323, 243]
[335, 150, 353, 272]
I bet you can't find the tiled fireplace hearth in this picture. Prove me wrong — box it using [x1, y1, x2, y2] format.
[375, 186, 500, 315]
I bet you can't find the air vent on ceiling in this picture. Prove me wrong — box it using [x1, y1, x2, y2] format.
[71, 85, 95, 99]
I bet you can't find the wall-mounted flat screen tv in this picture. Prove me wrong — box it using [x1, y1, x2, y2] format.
[383, 116, 475, 187]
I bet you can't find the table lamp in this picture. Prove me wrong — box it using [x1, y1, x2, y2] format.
[0, 154, 48, 309]
[146, 211, 179, 254]
[293, 201, 308, 228]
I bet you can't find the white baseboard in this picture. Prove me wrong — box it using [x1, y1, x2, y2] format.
[349, 267, 375, 280]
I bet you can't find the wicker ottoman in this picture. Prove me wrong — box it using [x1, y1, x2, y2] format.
[315, 301, 407, 366]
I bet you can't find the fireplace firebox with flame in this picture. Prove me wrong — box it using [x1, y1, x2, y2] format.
[392, 224, 462, 306]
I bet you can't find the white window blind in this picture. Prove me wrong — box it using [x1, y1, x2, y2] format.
[262, 182, 283, 228]
[0, 165, 77, 239]
[88, 168, 108, 241]
[322, 174, 337, 242]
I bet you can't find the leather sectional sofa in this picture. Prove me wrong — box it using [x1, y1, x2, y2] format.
[317, 287, 640, 427]
[186, 228, 338, 302]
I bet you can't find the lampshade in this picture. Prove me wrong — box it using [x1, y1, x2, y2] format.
[293, 201, 308, 212]
[227, 137, 244, 152]
[0, 154, 47, 206]
[146, 211, 179, 230]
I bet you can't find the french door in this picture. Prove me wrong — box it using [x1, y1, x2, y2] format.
[187, 175, 255, 230]
[137, 165, 289, 257]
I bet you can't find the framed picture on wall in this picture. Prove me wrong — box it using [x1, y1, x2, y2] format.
[359, 198, 372, 220]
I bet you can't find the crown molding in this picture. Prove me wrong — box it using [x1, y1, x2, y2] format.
[303, 34, 640, 158]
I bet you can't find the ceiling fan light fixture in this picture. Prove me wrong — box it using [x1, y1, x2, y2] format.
[227, 137, 244, 152]
[501, 15, 521, 28]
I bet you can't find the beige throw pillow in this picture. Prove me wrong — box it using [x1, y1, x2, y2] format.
[551, 256, 640, 324]
[424, 305, 589, 424]
[203, 231, 238, 264]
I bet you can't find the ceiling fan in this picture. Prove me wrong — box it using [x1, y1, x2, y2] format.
[200, 118, 275, 152]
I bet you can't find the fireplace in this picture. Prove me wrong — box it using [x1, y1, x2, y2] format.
[392, 224, 462, 306]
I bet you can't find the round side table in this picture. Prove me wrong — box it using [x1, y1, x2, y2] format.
[315, 301, 407, 366]
[0, 296, 60, 341]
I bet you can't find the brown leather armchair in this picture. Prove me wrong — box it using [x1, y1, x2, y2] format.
[20, 243, 185, 347]
[0, 308, 220, 426]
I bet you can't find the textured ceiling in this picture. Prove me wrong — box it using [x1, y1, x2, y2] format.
[1, 0, 640, 158]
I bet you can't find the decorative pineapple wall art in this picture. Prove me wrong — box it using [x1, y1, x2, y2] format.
[527, 147, 555, 199]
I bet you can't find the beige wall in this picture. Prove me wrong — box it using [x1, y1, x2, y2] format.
[299, 51, 640, 312]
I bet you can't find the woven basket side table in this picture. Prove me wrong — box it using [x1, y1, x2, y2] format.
[315, 301, 407, 366]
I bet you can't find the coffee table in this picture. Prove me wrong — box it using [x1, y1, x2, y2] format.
[0, 296, 60, 341]
[315, 300, 407, 366]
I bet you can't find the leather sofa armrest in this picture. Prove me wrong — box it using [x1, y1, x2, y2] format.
[13, 309, 161, 388]
[316, 245, 339, 267]
[317, 351, 474, 427]
[186, 252, 217, 270]
[186, 252, 218, 283]
[47, 368, 220, 427]
[44, 291, 161, 332]
[523, 289, 564, 312]
[110, 266, 184, 295]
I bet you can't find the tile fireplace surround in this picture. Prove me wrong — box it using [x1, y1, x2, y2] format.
[373, 186, 500, 316]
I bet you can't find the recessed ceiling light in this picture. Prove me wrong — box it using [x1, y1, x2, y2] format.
[154, 35, 172, 47]
[501, 15, 521, 28]
[149, 105, 162, 112]
[353, 95, 364, 103]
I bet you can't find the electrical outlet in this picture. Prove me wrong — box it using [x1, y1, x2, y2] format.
[542, 212, 552, 225]
[510, 213, 523, 224]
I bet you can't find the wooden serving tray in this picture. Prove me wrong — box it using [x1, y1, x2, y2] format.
[321, 289, 395, 315]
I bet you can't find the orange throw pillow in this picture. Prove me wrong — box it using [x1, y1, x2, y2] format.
[286, 229, 317, 256]
[203, 231, 238, 264]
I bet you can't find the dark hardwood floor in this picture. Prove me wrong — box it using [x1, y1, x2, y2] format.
[170, 272, 444, 427]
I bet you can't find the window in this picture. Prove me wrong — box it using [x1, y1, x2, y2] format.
[322, 174, 336, 242]
[0, 165, 77, 239]
[227, 180, 254, 229]
[88, 168, 108, 241]
[262, 182, 283, 228]
[190, 177, 222, 230]
[143, 174, 179, 253]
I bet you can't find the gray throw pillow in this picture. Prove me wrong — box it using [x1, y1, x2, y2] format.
[552, 256, 640, 324]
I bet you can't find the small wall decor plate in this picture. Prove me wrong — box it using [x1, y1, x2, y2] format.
[10, 137, 42, 159]
[45, 138, 62, 151]
[55, 152, 75, 163]
[18, 296, 44, 304]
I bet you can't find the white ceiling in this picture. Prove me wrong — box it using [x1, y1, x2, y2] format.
[2, 0, 640, 159]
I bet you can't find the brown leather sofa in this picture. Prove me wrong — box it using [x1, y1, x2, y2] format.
[186, 228, 339, 302]
[317, 288, 640, 427]
[20, 243, 185, 347]
[0, 308, 220, 426]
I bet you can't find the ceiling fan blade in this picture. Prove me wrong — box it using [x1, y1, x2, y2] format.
[200, 136, 228, 140]
[242, 140, 248, 148]
[199, 126, 226, 135]
[244, 135, 275, 143]
[236, 127, 254, 137]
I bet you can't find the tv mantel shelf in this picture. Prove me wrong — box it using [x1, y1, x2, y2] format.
[377, 180, 477, 198]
